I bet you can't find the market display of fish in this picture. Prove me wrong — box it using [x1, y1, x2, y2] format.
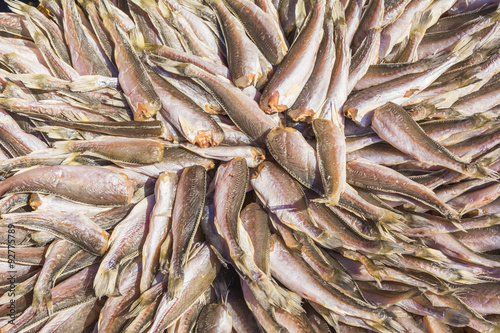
[1, 0, 500, 332]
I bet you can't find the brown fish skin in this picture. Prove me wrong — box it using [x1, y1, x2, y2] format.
[208, 0, 263, 88]
[54, 136, 164, 164]
[44, 119, 164, 138]
[226, 0, 288, 65]
[312, 118, 346, 206]
[0, 165, 134, 206]
[99, 0, 161, 120]
[168, 165, 206, 299]
[166, 63, 276, 144]
[371, 102, 496, 179]
[1, 210, 108, 255]
[348, 28, 381, 94]
[32, 240, 81, 315]
[269, 234, 396, 328]
[195, 303, 233, 333]
[0, 264, 99, 333]
[346, 158, 459, 221]
[226, 287, 262, 333]
[350, 0, 384, 53]
[149, 243, 221, 333]
[240, 202, 271, 275]
[97, 259, 143, 333]
[266, 127, 322, 193]
[0, 13, 30, 38]
[61, 0, 113, 76]
[146, 64, 225, 148]
[38, 299, 100, 333]
[259, 0, 325, 113]
[288, 14, 335, 122]
[0, 246, 46, 266]
[94, 195, 154, 298]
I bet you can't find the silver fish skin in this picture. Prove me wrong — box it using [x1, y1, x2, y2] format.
[0, 264, 99, 333]
[180, 143, 265, 168]
[345, 0, 365, 46]
[38, 300, 99, 333]
[371, 102, 498, 179]
[251, 161, 342, 249]
[61, 0, 114, 76]
[163, 63, 276, 143]
[350, 0, 383, 53]
[226, 0, 288, 65]
[168, 165, 207, 299]
[346, 158, 459, 221]
[269, 234, 397, 329]
[140, 171, 178, 292]
[148, 243, 221, 333]
[1, 210, 109, 255]
[0, 108, 47, 157]
[195, 303, 233, 333]
[0, 165, 134, 206]
[312, 118, 346, 206]
[32, 240, 82, 315]
[94, 195, 154, 298]
[259, 0, 325, 113]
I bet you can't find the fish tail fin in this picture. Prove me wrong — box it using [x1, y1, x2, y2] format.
[440, 308, 470, 327]
[311, 195, 340, 206]
[413, 9, 433, 35]
[148, 56, 201, 78]
[367, 314, 404, 333]
[166, 271, 184, 300]
[32, 289, 53, 315]
[52, 140, 71, 153]
[129, 27, 146, 51]
[127, 292, 155, 318]
[413, 245, 451, 264]
[468, 163, 499, 181]
[5, 0, 29, 15]
[453, 269, 486, 284]
[313, 230, 343, 249]
[93, 264, 120, 298]
[273, 281, 304, 315]
[159, 232, 172, 273]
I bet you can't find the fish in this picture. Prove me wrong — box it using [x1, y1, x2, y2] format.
[259, 0, 325, 113]
[371, 102, 498, 179]
[168, 165, 207, 299]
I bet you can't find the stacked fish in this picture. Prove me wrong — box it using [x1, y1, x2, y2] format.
[1, 0, 500, 332]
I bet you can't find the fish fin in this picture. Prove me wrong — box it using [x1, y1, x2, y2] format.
[273, 281, 304, 315]
[412, 245, 452, 264]
[93, 264, 120, 298]
[311, 196, 340, 206]
[32, 288, 53, 316]
[452, 35, 478, 61]
[467, 163, 499, 181]
[167, 271, 184, 300]
[69, 75, 118, 92]
[209, 244, 230, 268]
[159, 232, 173, 272]
[5, 0, 30, 15]
[313, 230, 343, 249]
[440, 307, 470, 327]
[178, 115, 196, 139]
[127, 293, 156, 319]
[52, 140, 71, 153]
[129, 27, 146, 51]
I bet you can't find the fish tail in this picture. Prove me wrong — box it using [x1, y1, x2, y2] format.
[273, 281, 304, 315]
[440, 308, 470, 327]
[5, 0, 29, 14]
[167, 271, 184, 300]
[32, 289, 53, 315]
[367, 315, 404, 333]
[453, 269, 486, 284]
[93, 264, 120, 298]
[52, 140, 71, 153]
[127, 293, 155, 319]
[159, 233, 172, 273]
[311, 195, 340, 206]
[314, 230, 343, 249]
[412, 9, 433, 35]
[413, 245, 451, 264]
[467, 163, 499, 181]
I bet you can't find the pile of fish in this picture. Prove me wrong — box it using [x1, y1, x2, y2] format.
[1, 0, 500, 332]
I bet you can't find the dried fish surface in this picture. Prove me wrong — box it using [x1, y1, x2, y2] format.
[0, 1, 499, 333]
